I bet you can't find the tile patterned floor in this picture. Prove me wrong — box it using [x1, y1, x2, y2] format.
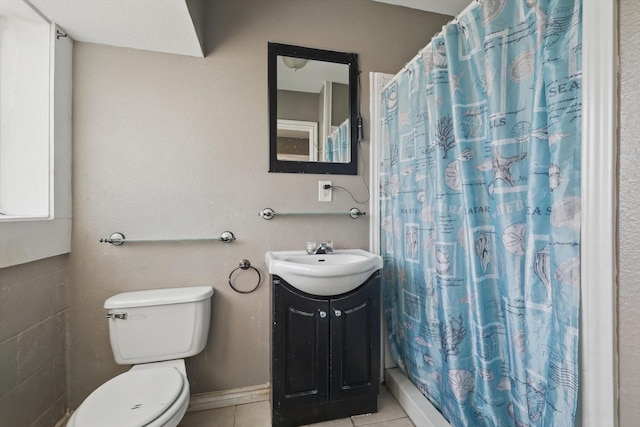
[180, 385, 414, 427]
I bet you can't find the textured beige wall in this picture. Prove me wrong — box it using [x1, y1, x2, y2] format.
[0, 255, 68, 426]
[66, 0, 450, 408]
[618, 1, 640, 424]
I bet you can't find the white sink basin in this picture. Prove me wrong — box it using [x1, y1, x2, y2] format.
[265, 249, 383, 296]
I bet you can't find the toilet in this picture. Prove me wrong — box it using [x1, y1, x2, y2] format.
[68, 286, 214, 427]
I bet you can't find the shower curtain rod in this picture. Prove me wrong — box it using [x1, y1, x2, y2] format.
[381, 0, 481, 93]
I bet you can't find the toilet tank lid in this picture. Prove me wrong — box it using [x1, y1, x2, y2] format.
[104, 286, 214, 309]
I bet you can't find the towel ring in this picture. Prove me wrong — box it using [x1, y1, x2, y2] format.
[228, 259, 261, 294]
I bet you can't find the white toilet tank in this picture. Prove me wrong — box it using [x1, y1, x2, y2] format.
[104, 286, 214, 364]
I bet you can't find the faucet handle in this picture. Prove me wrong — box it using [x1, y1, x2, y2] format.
[306, 241, 317, 254]
[320, 241, 334, 253]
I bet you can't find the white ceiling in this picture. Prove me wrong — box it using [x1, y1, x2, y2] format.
[278, 59, 349, 93]
[24, 0, 204, 57]
[372, 0, 470, 16]
[2, 1, 470, 59]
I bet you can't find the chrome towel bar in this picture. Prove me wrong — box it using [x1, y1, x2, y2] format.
[99, 231, 236, 246]
[259, 208, 365, 220]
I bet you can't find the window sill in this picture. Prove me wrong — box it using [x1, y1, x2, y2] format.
[0, 215, 50, 221]
[0, 217, 71, 268]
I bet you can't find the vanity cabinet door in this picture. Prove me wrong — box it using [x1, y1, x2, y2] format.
[329, 275, 381, 401]
[272, 283, 330, 410]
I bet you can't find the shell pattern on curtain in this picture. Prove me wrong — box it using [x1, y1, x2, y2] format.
[379, 0, 581, 425]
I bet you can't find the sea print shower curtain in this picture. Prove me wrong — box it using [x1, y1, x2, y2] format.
[379, 0, 581, 425]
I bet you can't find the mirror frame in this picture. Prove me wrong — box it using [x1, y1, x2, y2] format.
[268, 42, 359, 175]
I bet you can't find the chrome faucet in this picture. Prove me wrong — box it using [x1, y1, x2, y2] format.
[315, 242, 333, 254]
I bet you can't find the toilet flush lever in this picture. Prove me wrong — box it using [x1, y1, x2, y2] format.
[105, 312, 127, 320]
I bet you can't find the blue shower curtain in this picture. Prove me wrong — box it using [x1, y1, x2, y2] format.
[379, 0, 581, 425]
[326, 118, 350, 163]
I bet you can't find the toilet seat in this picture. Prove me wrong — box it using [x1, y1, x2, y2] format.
[72, 367, 186, 427]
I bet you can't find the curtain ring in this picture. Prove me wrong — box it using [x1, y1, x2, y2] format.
[228, 259, 262, 294]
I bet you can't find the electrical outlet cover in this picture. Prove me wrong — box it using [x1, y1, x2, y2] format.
[319, 180, 332, 201]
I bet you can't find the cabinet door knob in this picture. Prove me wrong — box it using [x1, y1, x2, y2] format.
[319, 310, 327, 318]
[334, 309, 342, 317]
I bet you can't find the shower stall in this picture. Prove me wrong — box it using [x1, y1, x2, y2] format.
[369, 0, 617, 426]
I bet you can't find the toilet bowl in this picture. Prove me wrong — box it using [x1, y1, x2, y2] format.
[68, 286, 213, 427]
[67, 360, 190, 427]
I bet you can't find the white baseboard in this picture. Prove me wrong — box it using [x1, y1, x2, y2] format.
[385, 368, 450, 427]
[187, 383, 270, 412]
[55, 412, 71, 427]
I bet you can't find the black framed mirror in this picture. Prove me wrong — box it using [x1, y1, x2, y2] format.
[268, 42, 359, 175]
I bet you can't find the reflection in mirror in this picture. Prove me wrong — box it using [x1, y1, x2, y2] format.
[277, 119, 318, 161]
[268, 43, 358, 175]
[277, 58, 349, 163]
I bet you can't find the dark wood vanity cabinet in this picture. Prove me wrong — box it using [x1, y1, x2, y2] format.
[271, 272, 381, 427]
